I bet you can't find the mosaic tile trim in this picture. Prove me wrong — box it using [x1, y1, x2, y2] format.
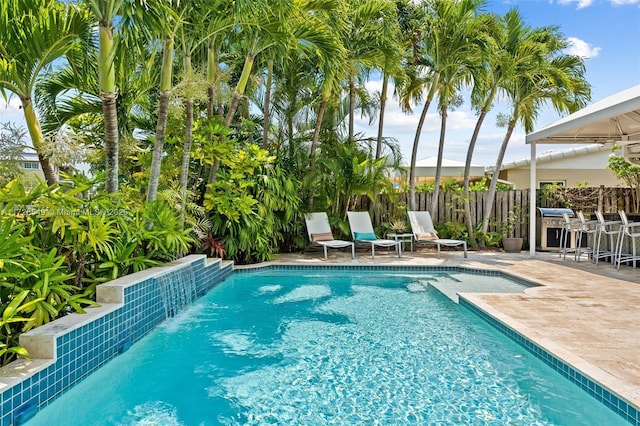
[234, 263, 538, 288]
[0, 255, 232, 426]
[460, 298, 638, 426]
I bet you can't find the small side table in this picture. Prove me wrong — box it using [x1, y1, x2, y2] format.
[387, 233, 414, 253]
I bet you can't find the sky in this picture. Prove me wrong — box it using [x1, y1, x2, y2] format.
[1, 0, 640, 169]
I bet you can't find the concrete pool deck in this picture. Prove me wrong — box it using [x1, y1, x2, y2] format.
[269, 248, 640, 414]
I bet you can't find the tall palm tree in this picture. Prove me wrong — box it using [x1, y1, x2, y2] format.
[480, 27, 591, 234]
[375, 5, 404, 160]
[0, 0, 90, 185]
[428, 0, 485, 215]
[461, 10, 515, 245]
[342, 0, 394, 141]
[85, 0, 122, 192]
[146, 0, 181, 203]
[401, 0, 485, 212]
[85, 0, 164, 193]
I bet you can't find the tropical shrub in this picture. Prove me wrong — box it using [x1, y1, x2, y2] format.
[0, 175, 196, 365]
[204, 144, 301, 264]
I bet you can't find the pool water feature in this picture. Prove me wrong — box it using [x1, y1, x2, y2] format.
[26, 269, 628, 425]
[157, 266, 197, 317]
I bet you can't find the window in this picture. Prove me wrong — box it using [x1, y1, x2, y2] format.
[23, 162, 40, 169]
[538, 180, 565, 189]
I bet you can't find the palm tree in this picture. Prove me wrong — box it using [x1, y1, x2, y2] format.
[401, 0, 485, 212]
[375, 5, 404, 160]
[85, 0, 166, 193]
[35, 32, 162, 186]
[146, 1, 181, 203]
[0, 0, 90, 185]
[461, 10, 516, 245]
[85, 0, 122, 192]
[342, 0, 394, 142]
[428, 0, 485, 215]
[480, 27, 591, 235]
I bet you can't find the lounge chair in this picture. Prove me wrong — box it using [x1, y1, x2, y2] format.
[305, 212, 355, 259]
[407, 211, 467, 258]
[347, 211, 401, 258]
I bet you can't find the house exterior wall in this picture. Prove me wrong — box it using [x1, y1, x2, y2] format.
[498, 147, 627, 189]
[499, 168, 624, 189]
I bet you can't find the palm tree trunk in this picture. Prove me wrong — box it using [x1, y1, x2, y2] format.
[98, 22, 119, 193]
[348, 72, 356, 141]
[409, 100, 431, 211]
[462, 109, 487, 246]
[102, 93, 119, 193]
[263, 57, 273, 148]
[375, 73, 389, 160]
[207, 41, 216, 118]
[430, 103, 447, 215]
[180, 50, 194, 191]
[214, 46, 243, 184]
[180, 98, 194, 190]
[310, 97, 328, 163]
[22, 99, 56, 185]
[408, 75, 438, 210]
[482, 122, 516, 234]
[225, 53, 255, 127]
[146, 36, 174, 203]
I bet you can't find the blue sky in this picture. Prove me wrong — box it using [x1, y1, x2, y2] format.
[2, 0, 639, 168]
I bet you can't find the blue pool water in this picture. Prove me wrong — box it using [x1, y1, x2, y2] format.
[26, 269, 627, 425]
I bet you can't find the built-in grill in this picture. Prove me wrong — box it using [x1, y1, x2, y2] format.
[536, 207, 577, 251]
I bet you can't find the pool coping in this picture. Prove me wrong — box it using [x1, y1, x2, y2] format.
[234, 260, 639, 425]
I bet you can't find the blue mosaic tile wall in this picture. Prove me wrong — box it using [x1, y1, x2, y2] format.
[0, 256, 232, 426]
[460, 298, 638, 426]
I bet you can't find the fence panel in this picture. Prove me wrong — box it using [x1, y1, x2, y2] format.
[353, 187, 636, 248]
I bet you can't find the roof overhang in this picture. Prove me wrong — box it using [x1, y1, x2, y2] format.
[525, 85, 640, 145]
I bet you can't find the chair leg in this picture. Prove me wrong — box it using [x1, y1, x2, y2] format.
[323, 246, 328, 259]
[615, 231, 625, 270]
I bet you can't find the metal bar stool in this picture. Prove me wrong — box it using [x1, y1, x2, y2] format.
[559, 212, 581, 260]
[592, 211, 621, 265]
[575, 211, 598, 261]
[614, 210, 640, 269]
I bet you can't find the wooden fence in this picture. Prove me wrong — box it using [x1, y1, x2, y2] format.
[354, 186, 639, 248]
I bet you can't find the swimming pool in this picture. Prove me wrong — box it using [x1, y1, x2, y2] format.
[26, 269, 627, 425]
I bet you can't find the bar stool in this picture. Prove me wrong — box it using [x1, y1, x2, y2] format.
[575, 211, 598, 261]
[559, 212, 581, 260]
[614, 210, 640, 269]
[592, 211, 621, 265]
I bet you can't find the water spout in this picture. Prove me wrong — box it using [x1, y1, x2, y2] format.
[156, 267, 197, 318]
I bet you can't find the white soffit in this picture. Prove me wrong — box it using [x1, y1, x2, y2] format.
[526, 85, 640, 145]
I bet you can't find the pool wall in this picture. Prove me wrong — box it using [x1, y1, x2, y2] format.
[0, 255, 232, 426]
[460, 297, 639, 425]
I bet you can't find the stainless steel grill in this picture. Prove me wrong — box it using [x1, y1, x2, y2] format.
[536, 207, 577, 251]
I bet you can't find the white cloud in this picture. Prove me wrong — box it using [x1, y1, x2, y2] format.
[609, 0, 639, 5]
[557, 0, 594, 10]
[565, 37, 601, 58]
